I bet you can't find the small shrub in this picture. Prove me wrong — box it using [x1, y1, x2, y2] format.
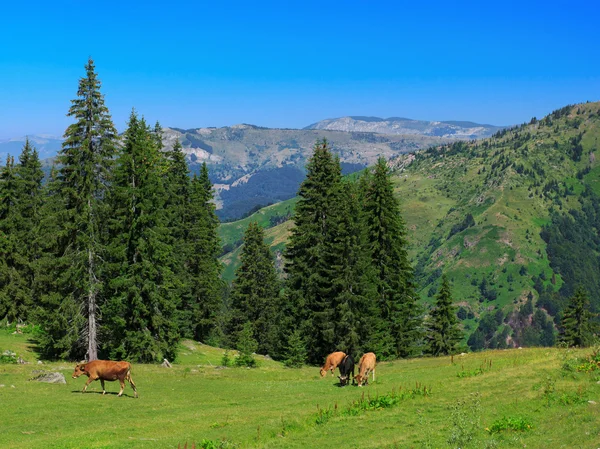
[448, 393, 482, 448]
[575, 347, 600, 373]
[234, 323, 258, 368]
[0, 350, 17, 364]
[487, 416, 533, 433]
[283, 330, 307, 368]
[220, 350, 232, 367]
[315, 405, 336, 425]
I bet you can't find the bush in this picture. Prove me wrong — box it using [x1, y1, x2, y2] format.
[220, 350, 232, 367]
[283, 330, 307, 368]
[234, 323, 258, 368]
[0, 350, 17, 364]
[487, 416, 533, 433]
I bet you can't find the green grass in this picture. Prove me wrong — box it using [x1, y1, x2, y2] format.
[1, 330, 600, 448]
[219, 198, 298, 249]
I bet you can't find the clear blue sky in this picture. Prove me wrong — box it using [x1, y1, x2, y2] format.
[1, 0, 599, 138]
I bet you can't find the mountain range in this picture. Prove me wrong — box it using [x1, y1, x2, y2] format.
[1, 116, 505, 221]
[305, 116, 504, 138]
[0, 135, 63, 162]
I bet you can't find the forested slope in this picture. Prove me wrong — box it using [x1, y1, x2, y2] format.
[220, 102, 600, 349]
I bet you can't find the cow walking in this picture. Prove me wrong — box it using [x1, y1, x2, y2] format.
[320, 351, 346, 377]
[338, 354, 355, 387]
[355, 352, 376, 387]
[72, 360, 138, 398]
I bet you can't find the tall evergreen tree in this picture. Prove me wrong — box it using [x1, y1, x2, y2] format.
[187, 163, 223, 343]
[103, 112, 180, 362]
[317, 179, 378, 359]
[284, 139, 342, 364]
[363, 157, 422, 358]
[37, 59, 118, 360]
[230, 221, 280, 356]
[3, 140, 46, 322]
[32, 166, 84, 359]
[163, 138, 193, 336]
[559, 286, 595, 347]
[426, 275, 462, 356]
[0, 155, 27, 321]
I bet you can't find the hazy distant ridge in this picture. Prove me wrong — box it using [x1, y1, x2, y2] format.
[305, 116, 504, 138]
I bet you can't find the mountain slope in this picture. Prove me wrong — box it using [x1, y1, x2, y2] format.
[220, 101, 600, 347]
[160, 125, 460, 219]
[305, 116, 504, 138]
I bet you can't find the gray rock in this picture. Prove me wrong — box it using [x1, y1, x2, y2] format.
[29, 371, 66, 384]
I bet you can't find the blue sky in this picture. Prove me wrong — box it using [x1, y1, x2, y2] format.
[0, 0, 599, 138]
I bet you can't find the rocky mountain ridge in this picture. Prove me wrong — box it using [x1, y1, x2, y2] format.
[305, 116, 504, 138]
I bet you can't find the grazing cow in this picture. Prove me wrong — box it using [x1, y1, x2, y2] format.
[320, 351, 346, 377]
[354, 352, 376, 387]
[72, 360, 138, 398]
[338, 354, 355, 387]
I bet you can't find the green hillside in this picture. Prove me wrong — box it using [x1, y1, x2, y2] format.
[219, 102, 600, 344]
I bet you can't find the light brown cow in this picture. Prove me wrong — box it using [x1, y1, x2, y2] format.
[320, 351, 346, 377]
[354, 352, 376, 387]
[72, 360, 138, 398]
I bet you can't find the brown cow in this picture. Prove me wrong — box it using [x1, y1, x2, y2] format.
[354, 352, 376, 387]
[320, 351, 346, 377]
[72, 360, 138, 398]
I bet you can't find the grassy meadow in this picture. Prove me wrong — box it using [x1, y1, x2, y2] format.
[1, 328, 599, 448]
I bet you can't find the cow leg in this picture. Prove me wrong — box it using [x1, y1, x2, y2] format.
[372, 368, 375, 383]
[117, 378, 125, 397]
[82, 377, 94, 393]
[101, 379, 106, 395]
[127, 373, 139, 398]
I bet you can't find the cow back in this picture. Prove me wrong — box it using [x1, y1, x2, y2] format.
[339, 355, 354, 376]
[85, 360, 131, 379]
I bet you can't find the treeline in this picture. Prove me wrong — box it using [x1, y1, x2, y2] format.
[228, 141, 463, 364]
[0, 60, 223, 362]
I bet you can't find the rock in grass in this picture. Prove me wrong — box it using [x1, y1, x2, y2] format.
[29, 371, 66, 384]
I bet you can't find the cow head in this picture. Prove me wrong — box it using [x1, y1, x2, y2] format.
[319, 368, 327, 378]
[72, 363, 87, 379]
[338, 374, 349, 386]
[354, 374, 364, 387]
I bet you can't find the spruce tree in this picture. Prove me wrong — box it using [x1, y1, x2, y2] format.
[234, 321, 258, 367]
[284, 139, 342, 364]
[32, 166, 85, 359]
[426, 275, 462, 356]
[559, 286, 595, 347]
[230, 221, 280, 356]
[187, 163, 223, 344]
[163, 138, 193, 336]
[363, 157, 422, 358]
[1, 140, 45, 322]
[103, 112, 180, 362]
[37, 58, 118, 360]
[283, 329, 308, 368]
[317, 179, 378, 359]
[0, 155, 28, 322]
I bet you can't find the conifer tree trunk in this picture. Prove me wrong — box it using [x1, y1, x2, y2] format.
[87, 245, 98, 361]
